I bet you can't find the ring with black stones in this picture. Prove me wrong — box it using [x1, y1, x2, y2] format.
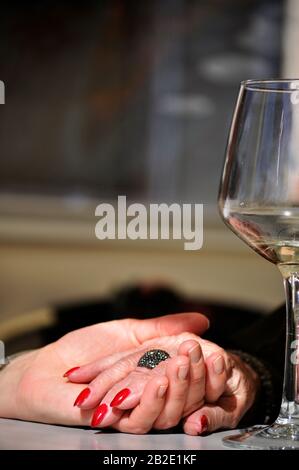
[137, 349, 170, 369]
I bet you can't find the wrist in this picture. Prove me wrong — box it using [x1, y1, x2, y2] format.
[0, 350, 37, 418]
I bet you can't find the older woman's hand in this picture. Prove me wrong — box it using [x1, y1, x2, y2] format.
[67, 339, 259, 434]
[183, 350, 260, 435]
[113, 349, 260, 435]
[0, 312, 209, 425]
[67, 334, 229, 430]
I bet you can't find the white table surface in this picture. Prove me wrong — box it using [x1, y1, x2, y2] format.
[0, 418, 236, 450]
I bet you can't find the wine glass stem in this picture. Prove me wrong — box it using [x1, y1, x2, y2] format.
[278, 270, 299, 423]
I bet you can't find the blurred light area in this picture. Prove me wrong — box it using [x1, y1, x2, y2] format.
[158, 94, 215, 117]
[198, 54, 270, 84]
[283, 0, 299, 76]
[0, 0, 284, 210]
[237, 1, 282, 54]
[0, 0, 289, 323]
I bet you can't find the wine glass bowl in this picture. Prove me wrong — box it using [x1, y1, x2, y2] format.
[218, 79, 299, 449]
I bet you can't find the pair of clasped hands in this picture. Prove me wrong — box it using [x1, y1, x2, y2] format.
[5, 313, 259, 435]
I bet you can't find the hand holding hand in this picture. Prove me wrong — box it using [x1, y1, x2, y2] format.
[67, 335, 230, 433]
[0, 312, 209, 425]
[67, 339, 259, 434]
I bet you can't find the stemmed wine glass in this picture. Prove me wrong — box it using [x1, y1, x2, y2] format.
[219, 79, 299, 449]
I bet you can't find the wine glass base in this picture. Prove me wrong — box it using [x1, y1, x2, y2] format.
[223, 424, 299, 450]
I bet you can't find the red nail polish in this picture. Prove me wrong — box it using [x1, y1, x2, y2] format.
[63, 366, 80, 378]
[91, 403, 108, 427]
[73, 387, 91, 407]
[200, 415, 208, 433]
[110, 388, 131, 407]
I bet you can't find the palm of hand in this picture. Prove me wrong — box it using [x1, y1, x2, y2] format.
[13, 319, 145, 425]
[14, 314, 209, 426]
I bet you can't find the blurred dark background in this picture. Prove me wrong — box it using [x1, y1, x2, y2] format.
[0, 0, 290, 350]
[0, 0, 283, 201]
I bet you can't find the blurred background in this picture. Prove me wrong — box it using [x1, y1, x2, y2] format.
[0, 0, 295, 350]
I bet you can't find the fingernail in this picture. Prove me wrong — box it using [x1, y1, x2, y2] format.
[73, 387, 91, 407]
[189, 345, 201, 364]
[200, 415, 208, 433]
[213, 355, 224, 375]
[157, 384, 168, 398]
[178, 364, 189, 380]
[63, 366, 80, 378]
[91, 403, 108, 427]
[110, 388, 131, 407]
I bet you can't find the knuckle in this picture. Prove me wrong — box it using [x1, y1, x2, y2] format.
[216, 347, 225, 356]
[177, 332, 198, 342]
[107, 356, 136, 377]
[183, 400, 204, 417]
[173, 334, 190, 348]
[223, 411, 241, 429]
[190, 375, 205, 387]
[130, 426, 148, 435]
[226, 421, 235, 430]
[212, 408, 227, 430]
[173, 389, 188, 402]
[155, 418, 179, 430]
[230, 415, 240, 429]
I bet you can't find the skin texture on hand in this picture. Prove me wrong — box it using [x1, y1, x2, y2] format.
[183, 352, 261, 435]
[0, 312, 260, 434]
[0, 312, 209, 425]
[67, 334, 230, 430]
[68, 339, 259, 434]
[115, 348, 260, 436]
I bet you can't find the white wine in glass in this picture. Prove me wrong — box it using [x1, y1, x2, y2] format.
[219, 79, 299, 449]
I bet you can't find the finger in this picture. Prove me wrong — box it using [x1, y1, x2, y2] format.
[177, 340, 205, 416]
[90, 357, 170, 428]
[26, 379, 98, 427]
[73, 334, 193, 410]
[63, 348, 136, 383]
[90, 372, 151, 428]
[154, 355, 190, 430]
[183, 397, 240, 435]
[73, 350, 144, 410]
[73, 332, 199, 410]
[205, 351, 228, 403]
[112, 376, 169, 434]
[63, 311, 209, 381]
[132, 312, 210, 345]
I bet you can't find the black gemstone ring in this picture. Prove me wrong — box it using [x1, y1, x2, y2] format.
[137, 349, 170, 369]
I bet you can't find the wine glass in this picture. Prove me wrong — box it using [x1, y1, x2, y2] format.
[218, 79, 299, 449]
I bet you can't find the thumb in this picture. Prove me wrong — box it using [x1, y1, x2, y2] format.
[133, 312, 210, 344]
[183, 397, 240, 435]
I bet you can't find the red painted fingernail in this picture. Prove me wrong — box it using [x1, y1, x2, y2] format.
[200, 415, 208, 433]
[91, 403, 108, 427]
[63, 366, 80, 378]
[110, 388, 131, 407]
[73, 387, 91, 407]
